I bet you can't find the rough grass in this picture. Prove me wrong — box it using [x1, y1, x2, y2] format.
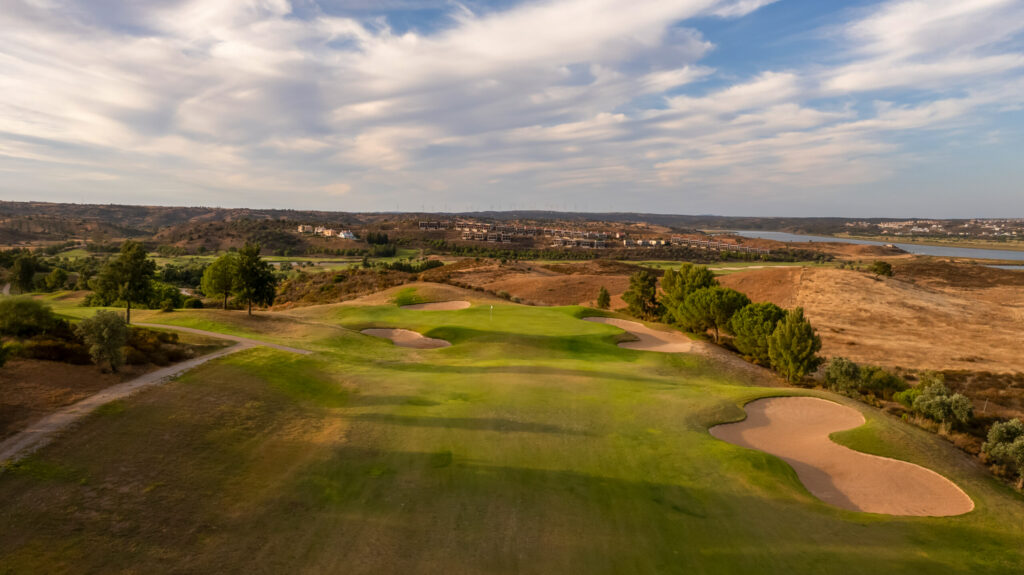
[1, 304, 1023, 573]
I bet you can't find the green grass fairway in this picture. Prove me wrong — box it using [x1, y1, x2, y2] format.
[2, 300, 1023, 573]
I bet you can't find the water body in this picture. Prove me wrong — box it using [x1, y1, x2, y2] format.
[732, 230, 1024, 262]
[987, 265, 1024, 271]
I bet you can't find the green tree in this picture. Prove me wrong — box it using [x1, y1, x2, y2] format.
[596, 286, 611, 310]
[661, 263, 717, 324]
[44, 268, 69, 292]
[824, 356, 861, 393]
[95, 240, 156, 324]
[982, 419, 1024, 487]
[870, 260, 894, 278]
[679, 286, 750, 343]
[0, 297, 58, 337]
[729, 302, 786, 364]
[767, 307, 823, 384]
[11, 253, 38, 293]
[201, 252, 238, 309]
[912, 380, 973, 428]
[75, 310, 129, 372]
[234, 243, 277, 316]
[621, 271, 661, 321]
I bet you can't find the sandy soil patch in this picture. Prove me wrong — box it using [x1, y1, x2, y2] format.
[401, 300, 470, 311]
[583, 317, 696, 353]
[710, 397, 974, 516]
[361, 328, 451, 349]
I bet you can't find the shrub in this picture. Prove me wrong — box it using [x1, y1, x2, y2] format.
[20, 337, 92, 364]
[824, 357, 861, 394]
[982, 419, 1024, 484]
[858, 365, 908, 399]
[0, 343, 9, 368]
[870, 260, 894, 277]
[75, 311, 129, 372]
[912, 379, 973, 427]
[767, 307, 823, 384]
[0, 297, 60, 337]
[596, 286, 610, 310]
[183, 297, 203, 309]
[730, 302, 786, 365]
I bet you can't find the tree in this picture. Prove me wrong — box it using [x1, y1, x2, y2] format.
[912, 380, 973, 428]
[983, 419, 1024, 487]
[729, 302, 787, 365]
[679, 286, 750, 343]
[870, 260, 894, 278]
[11, 253, 38, 293]
[596, 286, 611, 310]
[234, 243, 277, 316]
[0, 297, 58, 337]
[767, 307, 823, 384]
[44, 268, 69, 292]
[201, 252, 238, 310]
[95, 240, 156, 324]
[621, 271, 661, 321]
[75, 310, 129, 372]
[824, 356, 861, 393]
[661, 263, 717, 324]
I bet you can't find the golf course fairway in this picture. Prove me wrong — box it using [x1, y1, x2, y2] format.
[1, 301, 1023, 574]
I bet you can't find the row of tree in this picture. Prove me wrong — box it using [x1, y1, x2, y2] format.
[620, 264, 822, 383]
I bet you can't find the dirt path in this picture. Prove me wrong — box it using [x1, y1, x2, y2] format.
[0, 325, 310, 464]
[362, 328, 451, 349]
[710, 397, 974, 516]
[1, 283, 9, 296]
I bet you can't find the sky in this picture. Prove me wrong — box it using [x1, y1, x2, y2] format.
[1, 0, 1022, 217]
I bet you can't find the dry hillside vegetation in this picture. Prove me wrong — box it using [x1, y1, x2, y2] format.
[719, 265, 1024, 374]
[434, 260, 640, 306]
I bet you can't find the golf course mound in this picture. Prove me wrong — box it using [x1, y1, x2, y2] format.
[400, 300, 471, 310]
[361, 328, 451, 349]
[583, 317, 696, 353]
[710, 396, 974, 516]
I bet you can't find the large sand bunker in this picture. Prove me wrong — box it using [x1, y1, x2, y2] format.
[361, 328, 451, 349]
[400, 301, 470, 311]
[583, 317, 696, 353]
[710, 397, 974, 516]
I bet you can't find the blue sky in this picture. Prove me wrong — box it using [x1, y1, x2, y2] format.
[1, 0, 1022, 217]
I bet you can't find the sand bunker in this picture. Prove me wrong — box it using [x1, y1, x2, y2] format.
[710, 397, 973, 516]
[361, 328, 451, 349]
[583, 317, 696, 353]
[400, 301, 471, 311]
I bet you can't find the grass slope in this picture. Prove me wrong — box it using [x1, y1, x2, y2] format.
[1, 302, 1023, 573]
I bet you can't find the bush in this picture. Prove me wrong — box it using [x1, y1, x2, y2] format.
[183, 297, 203, 309]
[0, 297, 60, 337]
[858, 365, 908, 399]
[982, 419, 1024, 484]
[911, 377, 973, 427]
[596, 286, 610, 310]
[824, 357, 861, 394]
[0, 343, 9, 368]
[75, 311, 129, 372]
[19, 337, 92, 364]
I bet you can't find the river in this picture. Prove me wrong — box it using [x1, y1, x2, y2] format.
[732, 230, 1024, 262]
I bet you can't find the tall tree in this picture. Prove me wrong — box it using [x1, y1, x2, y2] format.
[234, 243, 277, 316]
[596, 286, 611, 310]
[95, 240, 155, 324]
[767, 307, 823, 384]
[621, 271, 661, 321]
[679, 286, 750, 343]
[11, 253, 38, 293]
[201, 252, 238, 310]
[661, 263, 717, 324]
[729, 302, 786, 365]
[75, 310, 129, 372]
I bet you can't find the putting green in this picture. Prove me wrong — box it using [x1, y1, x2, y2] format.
[1, 303, 1022, 573]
